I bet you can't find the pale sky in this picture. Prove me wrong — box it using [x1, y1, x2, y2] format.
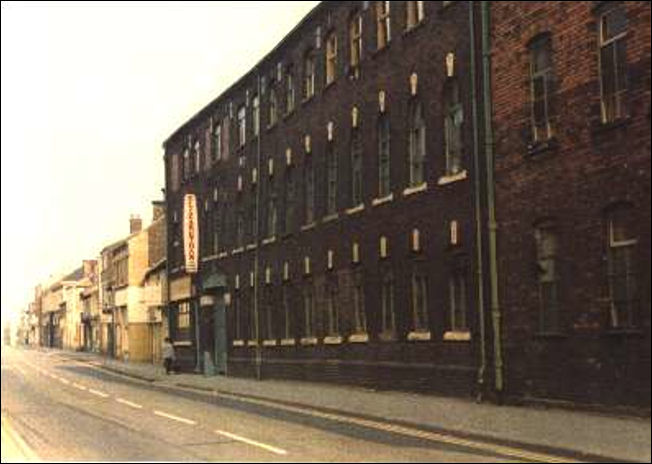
[0, 1, 319, 329]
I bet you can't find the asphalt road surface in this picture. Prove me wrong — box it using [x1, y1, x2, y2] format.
[1, 347, 557, 462]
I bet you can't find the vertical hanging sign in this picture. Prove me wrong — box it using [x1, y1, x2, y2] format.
[183, 193, 199, 273]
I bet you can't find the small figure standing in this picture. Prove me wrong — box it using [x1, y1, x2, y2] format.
[162, 337, 176, 375]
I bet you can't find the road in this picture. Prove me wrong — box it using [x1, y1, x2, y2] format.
[1, 347, 565, 462]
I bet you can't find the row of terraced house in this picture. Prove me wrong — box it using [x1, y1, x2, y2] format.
[24, 1, 650, 410]
[24, 207, 168, 364]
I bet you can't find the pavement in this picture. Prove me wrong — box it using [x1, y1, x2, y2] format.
[31, 347, 652, 462]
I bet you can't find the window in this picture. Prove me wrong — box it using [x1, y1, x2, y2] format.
[376, 1, 391, 49]
[285, 168, 295, 233]
[599, 7, 627, 123]
[304, 158, 315, 224]
[326, 142, 338, 215]
[303, 286, 315, 338]
[249, 196, 257, 242]
[182, 147, 190, 182]
[193, 140, 201, 174]
[607, 206, 638, 328]
[444, 79, 463, 175]
[212, 123, 222, 161]
[252, 95, 260, 137]
[233, 292, 242, 340]
[326, 282, 340, 336]
[267, 192, 277, 238]
[326, 33, 337, 85]
[411, 272, 428, 331]
[237, 105, 246, 147]
[268, 85, 278, 127]
[534, 223, 559, 331]
[449, 267, 468, 332]
[352, 273, 367, 333]
[170, 153, 180, 192]
[177, 301, 191, 341]
[285, 66, 295, 113]
[378, 114, 391, 197]
[351, 129, 363, 206]
[263, 287, 274, 340]
[304, 51, 315, 100]
[381, 271, 395, 334]
[529, 35, 553, 142]
[406, 1, 424, 29]
[221, 116, 231, 160]
[236, 212, 244, 248]
[408, 101, 426, 186]
[282, 285, 293, 339]
[212, 204, 221, 254]
[349, 13, 362, 74]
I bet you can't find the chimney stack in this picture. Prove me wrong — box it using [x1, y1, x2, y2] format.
[130, 214, 142, 234]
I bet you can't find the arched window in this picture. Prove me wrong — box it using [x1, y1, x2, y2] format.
[528, 34, 553, 142]
[376, 1, 391, 50]
[326, 33, 337, 85]
[377, 113, 391, 196]
[349, 12, 362, 76]
[268, 84, 278, 127]
[444, 78, 463, 175]
[326, 141, 338, 215]
[303, 50, 315, 100]
[408, 101, 426, 186]
[351, 128, 363, 206]
[606, 204, 638, 328]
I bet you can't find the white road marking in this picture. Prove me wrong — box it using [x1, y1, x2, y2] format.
[153, 410, 197, 425]
[72, 382, 87, 391]
[88, 389, 109, 398]
[206, 390, 576, 463]
[215, 430, 288, 456]
[116, 398, 143, 409]
[58, 377, 70, 385]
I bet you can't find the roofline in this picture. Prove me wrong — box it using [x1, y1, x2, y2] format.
[162, 1, 325, 150]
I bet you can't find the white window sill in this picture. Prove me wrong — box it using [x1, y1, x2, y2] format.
[300, 222, 317, 232]
[247, 340, 258, 347]
[201, 254, 219, 263]
[348, 333, 369, 343]
[323, 213, 339, 223]
[262, 236, 277, 245]
[323, 335, 343, 345]
[407, 330, 432, 341]
[443, 330, 471, 342]
[217, 251, 229, 259]
[372, 193, 394, 206]
[280, 338, 296, 346]
[246, 243, 257, 251]
[232, 340, 245, 347]
[173, 340, 192, 346]
[262, 339, 278, 346]
[300, 337, 318, 346]
[232, 247, 244, 255]
[402, 182, 428, 197]
[345, 204, 365, 215]
[437, 170, 468, 186]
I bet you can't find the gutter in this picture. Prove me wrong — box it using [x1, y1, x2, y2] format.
[480, 1, 504, 398]
[469, 1, 487, 402]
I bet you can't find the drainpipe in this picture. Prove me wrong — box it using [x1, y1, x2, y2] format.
[254, 71, 263, 381]
[469, 1, 487, 402]
[481, 1, 504, 399]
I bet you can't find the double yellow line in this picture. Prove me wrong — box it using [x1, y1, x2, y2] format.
[1, 413, 39, 462]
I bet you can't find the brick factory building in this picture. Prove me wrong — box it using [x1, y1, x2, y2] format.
[162, 1, 650, 409]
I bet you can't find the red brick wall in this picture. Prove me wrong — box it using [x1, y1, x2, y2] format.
[491, 1, 651, 406]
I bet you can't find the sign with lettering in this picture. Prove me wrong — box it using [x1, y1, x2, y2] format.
[183, 194, 199, 273]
